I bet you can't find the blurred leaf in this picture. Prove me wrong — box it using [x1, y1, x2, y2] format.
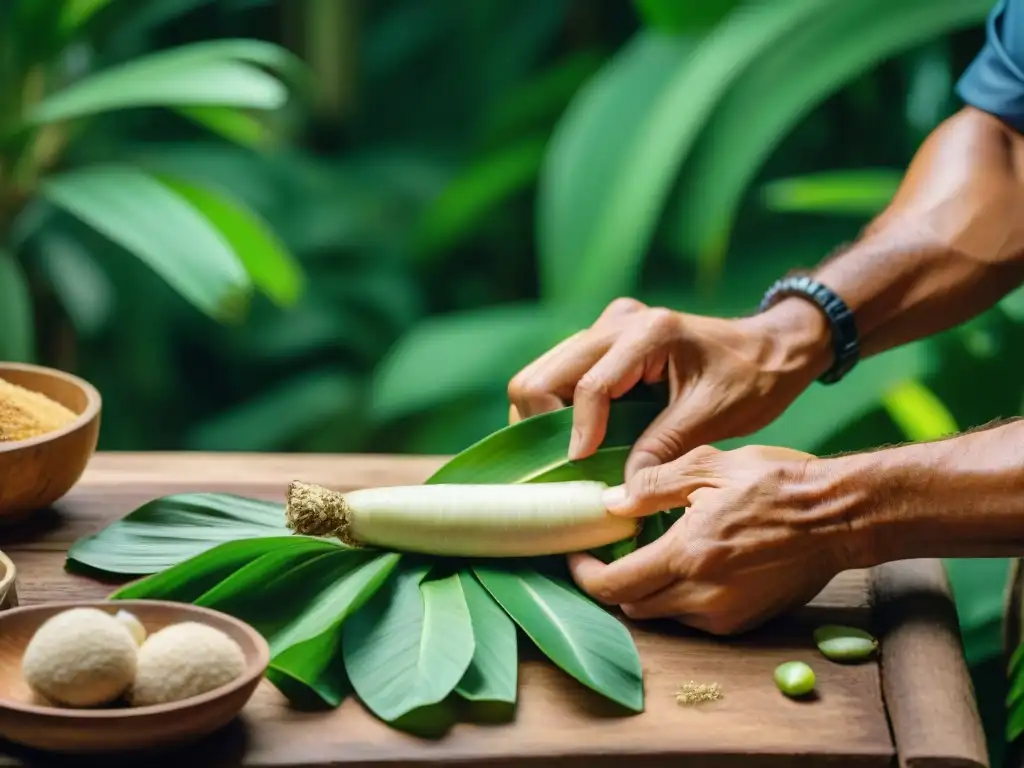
[0, 249, 36, 362]
[475, 566, 643, 712]
[669, 0, 991, 266]
[416, 137, 547, 261]
[481, 51, 604, 147]
[634, 0, 740, 32]
[26, 46, 289, 127]
[33, 232, 114, 336]
[158, 174, 303, 307]
[60, 0, 117, 31]
[882, 379, 959, 442]
[539, 31, 697, 307]
[39, 165, 251, 322]
[369, 302, 575, 423]
[66, 493, 289, 576]
[185, 368, 360, 452]
[177, 106, 274, 148]
[762, 169, 901, 216]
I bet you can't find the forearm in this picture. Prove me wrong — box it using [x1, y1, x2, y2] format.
[745, 107, 1024, 377]
[818, 419, 1024, 565]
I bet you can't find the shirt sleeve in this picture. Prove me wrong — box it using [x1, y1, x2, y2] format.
[956, 0, 1024, 133]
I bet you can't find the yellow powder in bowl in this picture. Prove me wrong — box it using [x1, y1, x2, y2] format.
[0, 377, 78, 442]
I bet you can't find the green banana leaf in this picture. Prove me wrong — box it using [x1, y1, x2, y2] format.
[474, 565, 644, 712]
[67, 494, 289, 575]
[343, 565, 475, 726]
[455, 570, 518, 705]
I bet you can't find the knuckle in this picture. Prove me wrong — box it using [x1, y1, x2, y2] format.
[632, 465, 664, 502]
[643, 307, 679, 336]
[574, 374, 609, 400]
[588, 580, 621, 605]
[688, 444, 721, 461]
[635, 431, 687, 464]
[606, 297, 645, 316]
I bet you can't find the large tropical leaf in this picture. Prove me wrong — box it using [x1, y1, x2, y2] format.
[669, 0, 991, 266]
[66, 494, 288, 575]
[368, 302, 578, 423]
[474, 565, 644, 712]
[38, 165, 252, 322]
[455, 570, 518, 704]
[0, 249, 36, 362]
[425, 398, 662, 485]
[537, 1, 821, 307]
[343, 565, 475, 726]
[109, 536, 319, 601]
[157, 173, 304, 307]
[24, 39, 307, 128]
[414, 137, 547, 262]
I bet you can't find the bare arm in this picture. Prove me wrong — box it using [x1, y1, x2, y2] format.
[749, 106, 1024, 378]
[821, 418, 1024, 564]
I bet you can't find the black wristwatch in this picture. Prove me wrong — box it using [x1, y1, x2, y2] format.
[758, 273, 859, 385]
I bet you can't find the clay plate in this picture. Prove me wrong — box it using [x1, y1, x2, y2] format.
[0, 362, 102, 519]
[0, 600, 269, 755]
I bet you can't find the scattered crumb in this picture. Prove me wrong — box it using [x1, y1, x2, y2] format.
[675, 680, 723, 706]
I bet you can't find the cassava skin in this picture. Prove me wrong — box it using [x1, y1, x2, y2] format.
[286, 480, 640, 557]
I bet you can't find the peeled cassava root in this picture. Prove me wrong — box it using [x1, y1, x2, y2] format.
[285, 480, 639, 557]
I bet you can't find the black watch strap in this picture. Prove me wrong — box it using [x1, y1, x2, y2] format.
[758, 274, 859, 385]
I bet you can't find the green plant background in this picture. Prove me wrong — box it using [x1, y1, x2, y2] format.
[2, 0, 1020, 763]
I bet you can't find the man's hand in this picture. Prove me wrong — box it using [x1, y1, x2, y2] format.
[507, 297, 832, 480]
[568, 444, 860, 636]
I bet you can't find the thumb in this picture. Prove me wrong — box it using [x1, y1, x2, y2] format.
[625, 415, 716, 481]
[603, 450, 717, 517]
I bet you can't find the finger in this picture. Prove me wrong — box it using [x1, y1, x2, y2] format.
[570, 315, 680, 461]
[509, 404, 521, 424]
[624, 390, 725, 480]
[508, 299, 646, 421]
[567, 537, 675, 605]
[507, 331, 593, 419]
[606, 448, 721, 517]
[620, 581, 705, 620]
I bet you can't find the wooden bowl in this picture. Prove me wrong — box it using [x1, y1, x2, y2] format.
[0, 551, 18, 611]
[0, 600, 269, 755]
[0, 362, 102, 518]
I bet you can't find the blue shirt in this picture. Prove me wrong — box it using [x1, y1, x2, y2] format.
[957, 0, 1024, 132]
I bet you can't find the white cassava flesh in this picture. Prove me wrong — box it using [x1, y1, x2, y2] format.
[286, 480, 638, 557]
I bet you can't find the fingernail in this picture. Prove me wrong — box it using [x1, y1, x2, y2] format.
[568, 427, 583, 460]
[602, 485, 628, 511]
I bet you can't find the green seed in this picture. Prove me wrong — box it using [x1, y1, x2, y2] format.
[814, 624, 878, 662]
[774, 661, 815, 697]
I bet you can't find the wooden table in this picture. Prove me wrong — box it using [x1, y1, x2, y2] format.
[0, 453, 991, 767]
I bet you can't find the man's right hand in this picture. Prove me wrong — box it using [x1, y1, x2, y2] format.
[507, 296, 833, 479]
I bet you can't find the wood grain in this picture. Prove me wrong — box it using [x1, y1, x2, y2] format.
[871, 560, 989, 768]
[0, 453, 985, 766]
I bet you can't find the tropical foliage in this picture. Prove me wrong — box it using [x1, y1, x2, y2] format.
[3, 0, 1022, 761]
